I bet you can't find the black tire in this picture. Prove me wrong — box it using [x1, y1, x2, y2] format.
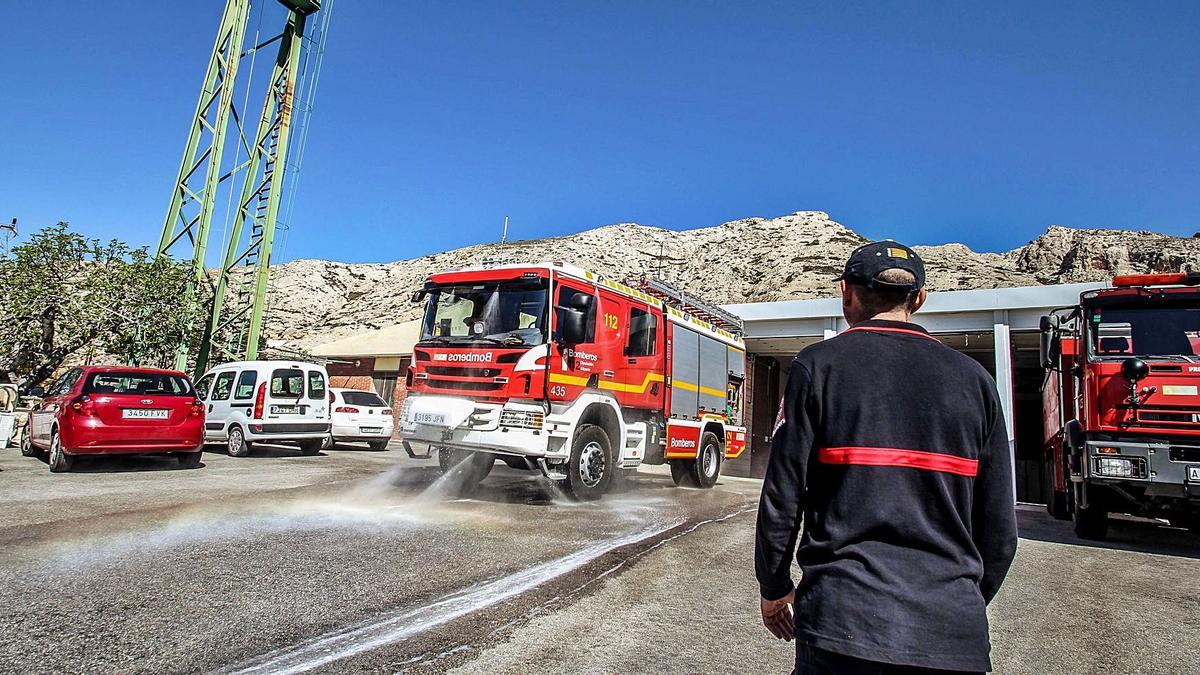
[322, 434, 334, 450]
[48, 429, 73, 473]
[227, 425, 251, 457]
[1072, 484, 1108, 540]
[690, 432, 722, 489]
[19, 420, 36, 457]
[299, 439, 323, 456]
[559, 424, 614, 501]
[669, 460, 697, 487]
[438, 447, 493, 496]
[1045, 450, 1071, 520]
[368, 440, 389, 452]
[177, 451, 203, 469]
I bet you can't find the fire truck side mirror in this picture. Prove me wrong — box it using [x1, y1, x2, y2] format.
[410, 289, 427, 303]
[1039, 315, 1061, 370]
[558, 309, 589, 345]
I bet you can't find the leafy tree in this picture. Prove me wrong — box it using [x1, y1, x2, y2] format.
[0, 223, 199, 386]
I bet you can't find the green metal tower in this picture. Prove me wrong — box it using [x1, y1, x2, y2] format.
[157, 0, 325, 377]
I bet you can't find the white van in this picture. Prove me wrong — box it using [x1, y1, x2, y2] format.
[195, 361, 330, 457]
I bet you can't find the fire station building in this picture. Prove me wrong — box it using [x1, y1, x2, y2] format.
[724, 282, 1105, 504]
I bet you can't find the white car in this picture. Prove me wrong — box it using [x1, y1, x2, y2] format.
[195, 360, 331, 457]
[328, 388, 394, 450]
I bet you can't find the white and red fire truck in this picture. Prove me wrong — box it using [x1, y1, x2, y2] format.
[1041, 271, 1200, 539]
[399, 262, 747, 500]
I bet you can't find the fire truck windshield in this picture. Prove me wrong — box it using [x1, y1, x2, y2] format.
[420, 279, 548, 347]
[1088, 301, 1200, 361]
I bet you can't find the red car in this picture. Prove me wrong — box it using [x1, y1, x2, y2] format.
[20, 366, 205, 472]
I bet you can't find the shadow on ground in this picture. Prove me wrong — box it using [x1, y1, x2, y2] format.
[1017, 507, 1200, 559]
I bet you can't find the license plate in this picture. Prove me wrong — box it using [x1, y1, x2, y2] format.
[271, 405, 299, 414]
[414, 412, 446, 425]
[360, 427, 382, 434]
[1188, 466, 1200, 482]
[123, 408, 169, 419]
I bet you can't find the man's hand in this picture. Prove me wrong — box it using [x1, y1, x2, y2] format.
[760, 590, 795, 641]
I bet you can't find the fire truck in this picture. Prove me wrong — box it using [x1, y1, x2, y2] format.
[398, 262, 748, 500]
[1041, 272, 1200, 539]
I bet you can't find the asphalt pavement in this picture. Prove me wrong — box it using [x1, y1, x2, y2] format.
[1, 441, 1198, 674]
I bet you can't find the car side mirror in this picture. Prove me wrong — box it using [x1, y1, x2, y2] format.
[410, 289, 427, 303]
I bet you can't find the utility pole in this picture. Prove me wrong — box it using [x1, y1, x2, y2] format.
[501, 215, 509, 244]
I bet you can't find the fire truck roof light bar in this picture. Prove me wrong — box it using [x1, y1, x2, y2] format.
[1112, 272, 1200, 288]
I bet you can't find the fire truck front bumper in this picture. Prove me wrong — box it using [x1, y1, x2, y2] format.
[1085, 439, 1200, 501]
[398, 395, 568, 461]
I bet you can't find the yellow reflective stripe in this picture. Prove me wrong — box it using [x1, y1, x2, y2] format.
[549, 372, 665, 394]
[672, 380, 726, 398]
[548, 373, 589, 387]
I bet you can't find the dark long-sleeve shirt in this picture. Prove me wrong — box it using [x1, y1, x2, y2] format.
[755, 319, 1018, 672]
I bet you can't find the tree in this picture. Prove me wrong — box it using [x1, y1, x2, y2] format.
[0, 223, 199, 386]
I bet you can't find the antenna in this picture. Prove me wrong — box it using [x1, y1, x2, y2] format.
[501, 215, 509, 244]
[0, 218, 16, 259]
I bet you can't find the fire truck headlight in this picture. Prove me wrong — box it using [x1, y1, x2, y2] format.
[1095, 457, 1135, 478]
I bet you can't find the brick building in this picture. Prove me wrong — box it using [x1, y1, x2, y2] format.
[310, 320, 421, 434]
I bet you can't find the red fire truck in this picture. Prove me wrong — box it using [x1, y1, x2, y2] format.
[1041, 272, 1200, 539]
[399, 262, 747, 500]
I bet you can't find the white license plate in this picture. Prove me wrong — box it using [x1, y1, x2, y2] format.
[359, 427, 382, 434]
[123, 408, 169, 419]
[271, 405, 299, 414]
[1188, 466, 1200, 482]
[414, 412, 446, 425]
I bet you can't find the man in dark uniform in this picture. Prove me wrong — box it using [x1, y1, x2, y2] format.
[755, 241, 1018, 674]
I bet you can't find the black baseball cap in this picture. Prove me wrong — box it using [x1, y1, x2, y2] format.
[835, 240, 926, 292]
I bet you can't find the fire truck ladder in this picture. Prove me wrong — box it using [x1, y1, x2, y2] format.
[156, 0, 328, 378]
[637, 277, 744, 336]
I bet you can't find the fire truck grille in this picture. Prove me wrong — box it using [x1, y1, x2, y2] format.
[426, 379, 503, 392]
[425, 366, 501, 378]
[1132, 407, 1199, 426]
[499, 410, 544, 430]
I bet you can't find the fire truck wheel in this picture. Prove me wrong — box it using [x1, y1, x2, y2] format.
[561, 424, 613, 501]
[439, 448, 494, 495]
[1072, 485, 1109, 540]
[670, 460, 697, 487]
[690, 432, 723, 489]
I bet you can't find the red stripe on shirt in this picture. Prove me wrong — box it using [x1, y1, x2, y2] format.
[819, 446, 979, 477]
[842, 326, 941, 342]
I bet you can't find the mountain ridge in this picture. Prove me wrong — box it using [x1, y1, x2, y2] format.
[261, 211, 1199, 349]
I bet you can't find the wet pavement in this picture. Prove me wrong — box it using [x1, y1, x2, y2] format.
[0, 443, 757, 673]
[2, 442, 1199, 674]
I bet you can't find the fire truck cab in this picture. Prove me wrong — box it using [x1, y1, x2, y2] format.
[398, 262, 747, 500]
[1041, 272, 1200, 539]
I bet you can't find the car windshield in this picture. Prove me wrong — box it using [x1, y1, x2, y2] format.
[83, 371, 193, 396]
[420, 279, 548, 346]
[342, 391, 387, 407]
[1088, 301, 1200, 360]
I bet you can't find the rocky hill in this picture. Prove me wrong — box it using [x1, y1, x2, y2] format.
[260, 211, 1199, 349]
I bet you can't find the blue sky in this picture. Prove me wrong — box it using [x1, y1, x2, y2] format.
[2, 1, 1198, 264]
